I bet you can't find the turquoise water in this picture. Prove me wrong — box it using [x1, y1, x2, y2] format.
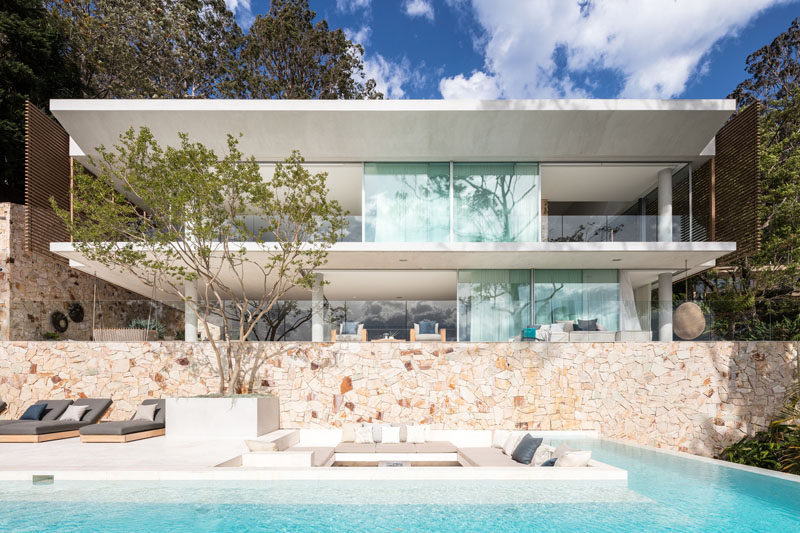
[1, 439, 799, 532]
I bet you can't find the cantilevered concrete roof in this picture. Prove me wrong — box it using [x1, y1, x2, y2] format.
[51, 99, 735, 167]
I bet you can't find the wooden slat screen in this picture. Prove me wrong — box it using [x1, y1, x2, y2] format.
[714, 103, 761, 264]
[24, 101, 70, 258]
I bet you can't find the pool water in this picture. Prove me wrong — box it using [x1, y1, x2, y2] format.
[1, 439, 799, 532]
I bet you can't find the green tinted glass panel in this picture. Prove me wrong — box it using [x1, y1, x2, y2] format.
[457, 269, 531, 341]
[364, 163, 450, 242]
[453, 163, 540, 242]
[533, 269, 619, 331]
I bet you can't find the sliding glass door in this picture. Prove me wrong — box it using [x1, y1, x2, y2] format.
[457, 269, 531, 341]
[533, 269, 619, 331]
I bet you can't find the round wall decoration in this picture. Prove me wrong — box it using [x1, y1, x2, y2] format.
[673, 302, 706, 340]
[50, 311, 69, 333]
[68, 302, 85, 323]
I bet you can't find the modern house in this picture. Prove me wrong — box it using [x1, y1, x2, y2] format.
[16, 99, 760, 344]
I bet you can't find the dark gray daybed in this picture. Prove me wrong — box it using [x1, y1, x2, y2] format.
[0, 398, 111, 443]
[80, 399, 165, 443]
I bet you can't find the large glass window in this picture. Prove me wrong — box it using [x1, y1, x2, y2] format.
[533, 269, 619, 331]
[364, 163, 450, 242]
[453, 163, 540, 242]
[457, 269, 531, 341]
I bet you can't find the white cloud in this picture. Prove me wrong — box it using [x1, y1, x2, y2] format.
[336, 0, 372, 12]
[439, 71, 500, 99]
[224, 0, 254, 29]
[363, 55, 425, 99]
[345, 25, 372, 45]
[440, 0, 791, 99]
[403, 0, 435, 21]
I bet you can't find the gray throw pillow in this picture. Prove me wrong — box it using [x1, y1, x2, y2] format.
[133, 403, 157, 421]
[578, 319, 598, 331]
[342, 321, 358, 335]
[419, 320, 436, 334]
[59, 404, 89, 422]
[511, 434, 543, 465]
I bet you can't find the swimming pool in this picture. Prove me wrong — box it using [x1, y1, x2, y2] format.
[1, 439, 798, 532]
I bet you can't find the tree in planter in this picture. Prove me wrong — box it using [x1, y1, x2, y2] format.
[55, 127, 347, 394]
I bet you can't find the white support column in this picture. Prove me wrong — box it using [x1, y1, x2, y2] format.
[658, 168, 673, 243]
[184, 281, 198, 342]
[658, 272, 673, 342]
[311, 273, 324, 342]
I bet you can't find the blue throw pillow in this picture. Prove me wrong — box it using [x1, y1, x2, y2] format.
[540, 458, 557, 467]
[419, 320, 436, 334]
[20, 403, 46, 421]
[511, 434, 543, 465]
[522, 327, 537, 340]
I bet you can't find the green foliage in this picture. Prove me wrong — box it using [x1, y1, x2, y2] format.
[0, 0, 81, 199]
[54, 127, 347, 394]
[721, 424, 800, 475]
[42, 331, 59, 340]
[242, 0, 381, 99]
[127, 318, 165, 340]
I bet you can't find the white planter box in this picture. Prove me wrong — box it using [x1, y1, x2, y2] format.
[166, 396, 280, 440]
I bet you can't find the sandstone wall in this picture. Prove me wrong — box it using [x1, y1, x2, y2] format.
[0, 203, 183, 341]
[0, 340, 796, 456]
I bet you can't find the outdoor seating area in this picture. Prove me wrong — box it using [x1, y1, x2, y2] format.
[0, 399, 111, 443]
[79, 399, 166, 443]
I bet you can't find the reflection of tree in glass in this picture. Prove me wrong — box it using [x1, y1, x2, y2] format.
[456, 173, 537, 242]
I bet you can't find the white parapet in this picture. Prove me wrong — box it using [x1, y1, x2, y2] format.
[166, 396, 280, 440]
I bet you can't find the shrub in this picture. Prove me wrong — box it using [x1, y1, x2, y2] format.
[127, 318, 165, 339]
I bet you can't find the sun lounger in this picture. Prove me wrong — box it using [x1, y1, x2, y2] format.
[0, 398, 111, 443]
[79, 399, 165, 443]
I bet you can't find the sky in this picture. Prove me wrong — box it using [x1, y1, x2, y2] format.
[225, 0, 800, 100]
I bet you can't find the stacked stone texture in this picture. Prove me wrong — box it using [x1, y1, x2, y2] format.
[0, 340, 796, 457]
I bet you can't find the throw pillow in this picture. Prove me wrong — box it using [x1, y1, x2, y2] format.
[522, 327, 537, 340]
[132, 403, 157, 422]
[406, 425, 426, 443]
[392, 423, 408, 442]
[492, 429, 511, 448]
[341, 423, 358, 442]
[578, 319, 598, 332]
[354, 425, 374, 444]
[245, 440, 277, 452]
[550, 323, 565, 333]
[555, 450, 592, 467]
[381, 426, 401, 444]
[341, 321, 358, 335]
[20, 403, 47, 421]
[511, 434, 543, 465]
[59, 404, 89, 422]
[502, 432, 524, 456]
[556, 320, 575, 332]
[540, 458, 557, 467]
[419, 320, 436, 334]
[532, 444, 556, 466]
[553, 442, 575, 459]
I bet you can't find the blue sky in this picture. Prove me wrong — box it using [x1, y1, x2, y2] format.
[227, 0, 799, 100]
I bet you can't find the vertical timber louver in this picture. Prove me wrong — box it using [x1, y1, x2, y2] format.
[24, 101, 71, 259]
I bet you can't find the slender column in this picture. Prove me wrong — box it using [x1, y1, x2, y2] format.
[184, 281, 198, 342]
[658, 168, 673, 242]
[658, 272, 673, 342]
[311, 273, 324, 342]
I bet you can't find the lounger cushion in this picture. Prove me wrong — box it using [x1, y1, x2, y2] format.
[414, 441, 457, 453]
[375, 442, 416, 453]
[36, 400, 74, 421]
[334, 442, 376, 453]
[0, 420, 87, 435]
[415, 334, 442, 341]
[79, 420, 163, 436]
[20, 404, 46, 421]
[459, 447, 519, 467]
